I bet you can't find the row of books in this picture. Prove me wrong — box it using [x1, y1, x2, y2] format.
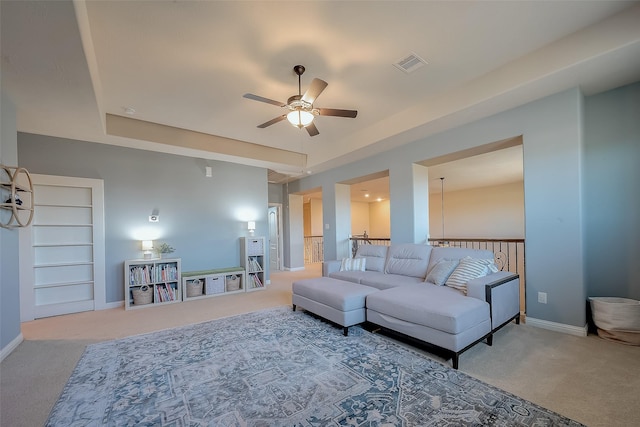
[248, 273, 264, 288]
[247, 257, 263, 273]
[155, 283, 178, 302]
[129, 264, 178, 285]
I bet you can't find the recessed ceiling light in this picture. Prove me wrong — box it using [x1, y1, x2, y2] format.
[377, 198, 383, 202]
[364, 194, 370, 198]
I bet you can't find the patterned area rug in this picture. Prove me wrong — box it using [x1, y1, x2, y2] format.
[47, 307, 583, 426]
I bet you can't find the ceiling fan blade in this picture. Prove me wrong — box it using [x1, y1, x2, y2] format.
[301, 78, 328, 104]
[243, 93, 286, 107]
[257, 115, 286, 128]
[317, 108, 358, 118]
[306, 122, 320, 137]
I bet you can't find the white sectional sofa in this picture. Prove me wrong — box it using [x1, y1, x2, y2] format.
[312, 243, 520, 369]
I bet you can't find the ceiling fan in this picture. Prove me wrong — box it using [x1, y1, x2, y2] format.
[243, 65, 357, 137]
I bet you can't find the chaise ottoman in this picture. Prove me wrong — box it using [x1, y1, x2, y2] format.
[292, 277, 378, 336]
[366, 283, 492, 369]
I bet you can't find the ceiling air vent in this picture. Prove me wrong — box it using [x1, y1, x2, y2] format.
[393, 52, 428, 74]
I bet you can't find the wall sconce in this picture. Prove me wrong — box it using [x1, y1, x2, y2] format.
[248, 221, 256, 234]
[141, 240, 154, 259]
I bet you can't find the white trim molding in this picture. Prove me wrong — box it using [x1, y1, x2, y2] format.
[105, 301, 125, 310]
[526, 317, 588, 337]
[0, 333, 24, 362]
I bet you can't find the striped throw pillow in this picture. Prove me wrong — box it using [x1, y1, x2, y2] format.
[340, 257, 367, 272]
[445, 257, 493, 293]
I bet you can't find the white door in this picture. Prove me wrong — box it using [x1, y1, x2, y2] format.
[19, 174, 105, 320]
[268, 205, 282, 271]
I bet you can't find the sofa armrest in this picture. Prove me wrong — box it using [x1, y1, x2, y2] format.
[323, 260, 342, 276]
[467, 272, 520, 330]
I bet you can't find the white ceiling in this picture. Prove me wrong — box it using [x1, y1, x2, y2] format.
[2, 1, 640, 187]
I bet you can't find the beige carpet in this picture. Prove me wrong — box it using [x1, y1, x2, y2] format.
[1, 264, 639, 426]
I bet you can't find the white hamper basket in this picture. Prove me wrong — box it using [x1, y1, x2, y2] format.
[589, 297, 640, 345]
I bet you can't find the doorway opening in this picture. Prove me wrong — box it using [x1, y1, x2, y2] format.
[268, 204, 283, 271]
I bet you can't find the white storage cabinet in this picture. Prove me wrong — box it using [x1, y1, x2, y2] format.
[182, 268, 245, 302]
[241, 237, 266, 291]
[124, 258, 181, 309]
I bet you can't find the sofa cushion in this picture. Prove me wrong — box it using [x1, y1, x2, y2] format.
[425, 258, 459, 286]
[366, 283, 490, 335]
[360, 273, 423, 290]
[329, 270, 381, 284]
[427, 247, 495, 274]
[445, 257, 496, 294]
[340, 257, 366, 271]
[384, 243, 432, 278]
[354, 245, 389, 272]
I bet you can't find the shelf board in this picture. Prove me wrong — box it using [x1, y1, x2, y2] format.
[34, 261, 94, 269]
[32, 223, 93, 228]
[35, 203, 92, 208]
[34, 280, 95, 289]
[128, 281, 179, 287]
[33, 243, 93, 248]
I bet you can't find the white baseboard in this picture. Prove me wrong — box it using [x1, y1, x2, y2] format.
[284, 267, 305, 272]
[0, 332, 24, 362]
[526, 317, 588, 337]
[104, 301, 124, 309]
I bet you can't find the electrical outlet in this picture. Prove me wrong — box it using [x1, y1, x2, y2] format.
[538, 292, 547, 304]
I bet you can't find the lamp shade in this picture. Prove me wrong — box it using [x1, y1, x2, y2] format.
[287, 109, 314, 128]
[141, 240, 154, 251]
[247, 221, 256, 231]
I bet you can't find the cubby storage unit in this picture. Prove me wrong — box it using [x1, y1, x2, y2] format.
[241, 236, 266, 292]
[124, 258, 181, 309]
[181, 268, 245, 302]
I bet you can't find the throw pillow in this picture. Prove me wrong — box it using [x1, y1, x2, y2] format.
[340, 257, 366, 272]
[425, 259, 459, 286]
[445, 256, 493, 294]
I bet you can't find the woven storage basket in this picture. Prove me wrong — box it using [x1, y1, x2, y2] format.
[132, 285, 153, 305]
[590, 297, 640, 345]
[186, 279, 203, 297]
[226, 275, 241, 291]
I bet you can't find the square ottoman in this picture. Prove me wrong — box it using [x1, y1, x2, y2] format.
[292, 277, 378, 336]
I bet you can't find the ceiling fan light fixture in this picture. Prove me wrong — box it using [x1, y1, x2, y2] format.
[287, 109, 314, 128]
[244, 64, 357, 136]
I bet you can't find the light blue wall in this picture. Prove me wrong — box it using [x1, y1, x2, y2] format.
[290, 87, 588, 327]
[286, 194, 304, 270]
[267, 183, 284, 205]
[8, 81, 639, 334]
[18, 133, 269, 303]
[1, 91, 22, 352]
[584, 82, 640, 299]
